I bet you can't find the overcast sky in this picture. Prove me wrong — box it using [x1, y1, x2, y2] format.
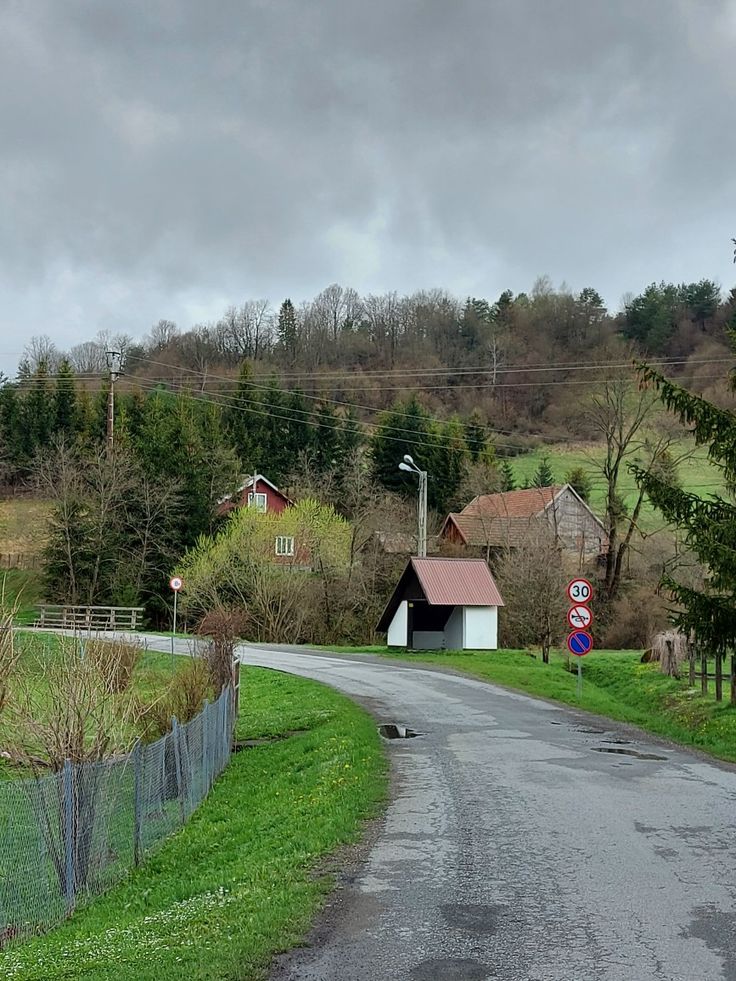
[1, 0, 735, 375]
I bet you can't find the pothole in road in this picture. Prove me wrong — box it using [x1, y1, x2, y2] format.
[593, 746, 667, 761]
[440, 902, 502, 934]
[378, 723, 420, 739]
[410, 957, 491, 981]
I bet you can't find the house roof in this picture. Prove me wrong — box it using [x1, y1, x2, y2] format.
[217, 474, 291, 507]
[377, 557, 504, 632]
[463, 485, 563, 519]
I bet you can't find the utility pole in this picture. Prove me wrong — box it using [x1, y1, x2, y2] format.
[105, 350, 124, 455]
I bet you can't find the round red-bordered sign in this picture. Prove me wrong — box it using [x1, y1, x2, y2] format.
[567, 578, 593, 605]
[169, 576, 183, 592]
[567, 605, 593, 630]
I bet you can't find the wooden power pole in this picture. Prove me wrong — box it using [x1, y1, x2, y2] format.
[105, 350, 123, 454]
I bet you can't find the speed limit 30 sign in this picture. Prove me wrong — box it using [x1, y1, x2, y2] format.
[567, 578, 593, 605]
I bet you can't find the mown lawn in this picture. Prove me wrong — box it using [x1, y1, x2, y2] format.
[0, 668, 387, 981]
[319, 645, 736, 763]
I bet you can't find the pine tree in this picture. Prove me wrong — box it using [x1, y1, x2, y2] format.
[500, 459, 516, 491]
[277, 299, 298, 365]
[565, 466, 592, 502]
[370, 395, 434, 496]
[53, 359, 78, 439]
[532, 456, 555, 488]
[632, 363, 736, 654]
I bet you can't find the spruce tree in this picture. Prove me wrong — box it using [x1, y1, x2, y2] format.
[632, 363, 736, 653]
[532, 456, 555, 488]
[500, 459, 516, 492]
[277, 299, 298, 365]
[565, 466, 592, 502]
[54, 359, 78, 439]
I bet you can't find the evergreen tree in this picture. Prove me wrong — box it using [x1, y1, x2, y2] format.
[313, 402, 341, 476]
[565, 466, 592, 502]
[370, 395, 434, 496]
[23, 361, 55, 455]
[277, 299, 298, 364]
[53, 359, 78, 439]
[632, 363, 736, 654]
[500, 459, 516, 492]
[464, 411, 488, 461]
[532, 456, 555, 488]
[430, 417, 469, 511]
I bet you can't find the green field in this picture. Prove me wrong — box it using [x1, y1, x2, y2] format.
[506, 442, 725, 527]
[0, 667, 387, 981]
[318, 646, 736, 763]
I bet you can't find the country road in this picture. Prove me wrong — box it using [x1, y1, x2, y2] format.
[245, 646, 736, 981]
[140, 637, 736, 980]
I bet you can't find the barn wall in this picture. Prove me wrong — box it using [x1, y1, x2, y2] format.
[546, 489, 605, 558]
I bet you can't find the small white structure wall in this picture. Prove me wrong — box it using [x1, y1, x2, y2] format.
[387, 601, 408, 646]
[385, 602, 499, 650]
[444, 606, 464, 648]
[463, 607, 498, 649]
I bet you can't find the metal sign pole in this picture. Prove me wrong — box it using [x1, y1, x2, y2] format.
[577, 659, 582, 699]
[171, 588, 177, 666]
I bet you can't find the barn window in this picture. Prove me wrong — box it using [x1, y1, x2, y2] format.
[248, 492, 267, 512]
[275, 536, 295, 556]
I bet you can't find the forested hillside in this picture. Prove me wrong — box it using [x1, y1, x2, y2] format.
[1, 276, 734, 630]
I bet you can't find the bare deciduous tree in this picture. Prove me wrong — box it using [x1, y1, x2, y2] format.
[495, 527, 569, 663]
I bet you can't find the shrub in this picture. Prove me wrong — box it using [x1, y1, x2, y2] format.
[85, 637, 141, 694]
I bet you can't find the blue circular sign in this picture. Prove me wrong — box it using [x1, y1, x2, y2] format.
[567, 630, 593, 657]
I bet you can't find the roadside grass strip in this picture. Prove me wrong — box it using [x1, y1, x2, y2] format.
[0, 668, 387, 981]
[320, 646, 736, 763]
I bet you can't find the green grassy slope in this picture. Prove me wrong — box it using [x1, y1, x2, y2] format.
[506, 443, 724, 527]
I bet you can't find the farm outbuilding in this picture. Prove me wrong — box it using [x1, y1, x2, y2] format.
[377, 557, 504, 651]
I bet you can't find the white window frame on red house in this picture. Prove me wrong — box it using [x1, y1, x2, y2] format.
[275, 535, 295, 557]
[248, 492, 267, 512]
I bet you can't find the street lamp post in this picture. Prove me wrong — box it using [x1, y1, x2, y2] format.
[399, 455, 428, 558]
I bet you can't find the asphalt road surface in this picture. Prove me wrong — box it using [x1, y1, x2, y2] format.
[233, 645, 736, 981]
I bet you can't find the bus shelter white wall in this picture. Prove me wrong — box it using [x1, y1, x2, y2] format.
[463, 606, 498, 649]
[387, 601, 408, 647]
[444, 606, 464, 649]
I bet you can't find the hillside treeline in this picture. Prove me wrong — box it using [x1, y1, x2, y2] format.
[9, 276, 736, 436]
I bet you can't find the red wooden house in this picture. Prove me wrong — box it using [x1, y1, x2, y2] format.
[217, 474, 292, 518]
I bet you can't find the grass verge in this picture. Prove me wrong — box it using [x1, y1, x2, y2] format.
[0, 667, 387, 980]
[319, 645, 736, 763]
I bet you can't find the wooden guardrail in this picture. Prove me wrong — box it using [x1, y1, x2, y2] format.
[34, 605, 145, 632]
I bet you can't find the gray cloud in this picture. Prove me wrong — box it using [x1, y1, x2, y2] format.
[1, 0, 734, 373]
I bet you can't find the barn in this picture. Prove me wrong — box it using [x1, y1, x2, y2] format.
[377, 557, 504, 651]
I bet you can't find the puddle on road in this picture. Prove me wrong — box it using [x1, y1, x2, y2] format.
[592, 746, 667, 761]
[378, 723, 420, 739]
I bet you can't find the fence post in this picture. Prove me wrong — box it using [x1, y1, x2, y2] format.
[63, 760, 75, 912]
[731, 654, 736, 706]
[688, 642, 695, 688]
[171, 718, 186, 824]
[133, 741, 143, 866]
[701, 647, 708, 694]
[716, 651, 723, 702]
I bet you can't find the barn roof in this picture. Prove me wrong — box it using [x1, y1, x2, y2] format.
[377, 557, 504, 632]
[462, 485, 563, 519]
[443, 512, 545, 548]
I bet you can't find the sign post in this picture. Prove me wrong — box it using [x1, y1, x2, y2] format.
[566, 579, 594, 699]
[169, 576, 183, 665]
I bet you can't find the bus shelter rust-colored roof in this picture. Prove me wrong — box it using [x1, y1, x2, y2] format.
[412, 557, 505, 607]
[377, 557, 504, 632]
